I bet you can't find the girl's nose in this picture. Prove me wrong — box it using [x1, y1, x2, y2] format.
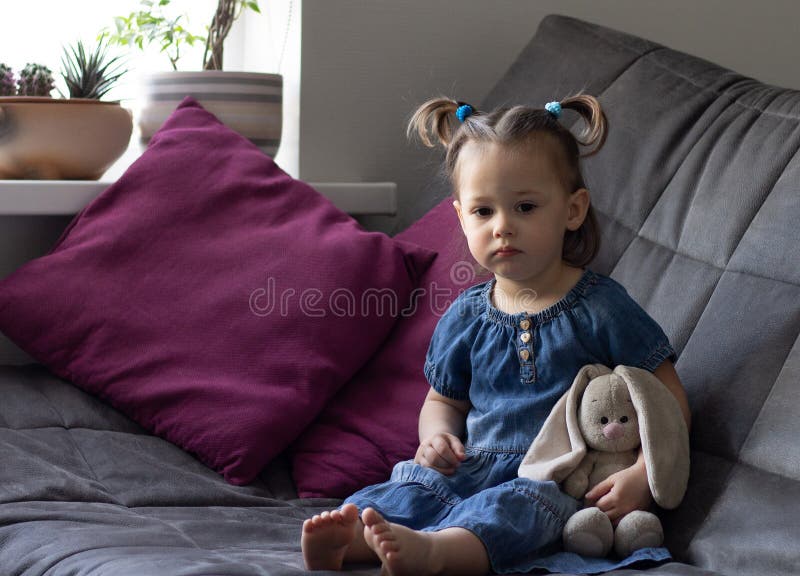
[493, 214, 514, 237]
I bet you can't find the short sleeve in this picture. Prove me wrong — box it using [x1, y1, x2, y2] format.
[423, 303, 473, 401]
[588, 279, 677, 373]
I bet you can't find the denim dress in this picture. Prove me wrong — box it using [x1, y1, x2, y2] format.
[344, 269, 677, 574]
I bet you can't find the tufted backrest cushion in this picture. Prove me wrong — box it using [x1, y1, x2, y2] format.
[482, 15, 800, 575]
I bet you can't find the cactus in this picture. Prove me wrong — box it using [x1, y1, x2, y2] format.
[0, 64, 15, 96]
[17, 63, 55, 97]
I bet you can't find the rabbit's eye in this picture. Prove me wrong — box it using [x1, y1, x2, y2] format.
[620, 416, 629, 423]
[600, 417, 609, 424]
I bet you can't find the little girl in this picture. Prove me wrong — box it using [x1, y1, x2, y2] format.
[301, 95, 691, 576]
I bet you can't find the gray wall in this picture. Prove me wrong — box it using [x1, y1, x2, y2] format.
[299, 0, 800, 233]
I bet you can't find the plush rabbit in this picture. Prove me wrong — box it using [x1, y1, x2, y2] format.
[518, 364, 690, 558]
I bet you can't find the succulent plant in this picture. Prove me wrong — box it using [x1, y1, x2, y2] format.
[0, 64, 16, 96]
[60, 37, 127, 100]
[17, 63, 55, 97]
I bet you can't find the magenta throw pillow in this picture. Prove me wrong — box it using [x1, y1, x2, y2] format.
[289, 198, 485, 498]
[0, 97, 435, 486]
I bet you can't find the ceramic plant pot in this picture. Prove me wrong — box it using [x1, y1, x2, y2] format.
[0, 97, 133, 180]
[139, 71, 282, 157]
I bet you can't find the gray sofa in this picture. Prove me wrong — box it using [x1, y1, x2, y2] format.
[0, 14, 797, 576]
[485, 15, 799, 575]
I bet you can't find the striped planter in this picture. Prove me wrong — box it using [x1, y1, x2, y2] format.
[139, 71, 282, 157]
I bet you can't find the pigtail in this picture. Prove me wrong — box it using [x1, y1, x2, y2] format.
[560, 94, 607, 156]
[407, 97, 462, 148]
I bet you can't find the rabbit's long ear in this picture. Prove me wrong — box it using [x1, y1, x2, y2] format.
[615, 365, 690, 509]
[518, 363, 611, 482]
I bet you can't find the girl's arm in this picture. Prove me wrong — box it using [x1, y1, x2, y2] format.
[414, 388, 470, 475]
[653, 360, 691, 432]
[585, 360, 690, 523]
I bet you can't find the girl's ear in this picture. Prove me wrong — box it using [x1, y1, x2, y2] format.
[453, 199, 466, 231]
[566, 188, 591, 231]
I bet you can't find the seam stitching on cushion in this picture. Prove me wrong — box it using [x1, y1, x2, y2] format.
[685, 455, 800, 562]
[724, 137, 800, 271]
[603, 95, 737, 274]
[679, 451, 737, 558]
[63, 430, 116, 499]
[672, 102, 745, 267]
[736, 327, 800, 463]
[555, 15, 660, 59]
[27, 380, 114, 498]
[594, 46, 665, 98]
[598, 210, 800, 289]
[591, 48, 703, 275]
[733, 445, 800, 486]
[124, 509, 209, 552]
[626, 51, 800, 119]
[597, 60, 797, 278]
[561, 46, 664, 138]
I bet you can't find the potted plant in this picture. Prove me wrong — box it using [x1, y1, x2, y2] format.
[0, 39, 133, 180]
[106, 0, 282, 157]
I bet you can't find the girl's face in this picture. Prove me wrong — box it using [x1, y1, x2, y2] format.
[453, 140, 589, 290]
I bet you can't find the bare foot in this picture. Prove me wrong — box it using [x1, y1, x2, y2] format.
[302, 503, 360, 570]
[362, 507, 439, 576]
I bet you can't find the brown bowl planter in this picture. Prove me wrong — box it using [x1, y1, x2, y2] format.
[0, 97, 133, 180]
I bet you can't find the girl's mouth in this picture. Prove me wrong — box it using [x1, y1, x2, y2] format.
[494, 248, 521, 257]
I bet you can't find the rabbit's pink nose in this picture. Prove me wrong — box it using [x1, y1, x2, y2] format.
[603, 422, 625, 440]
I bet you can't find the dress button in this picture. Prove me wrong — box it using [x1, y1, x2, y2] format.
[520, 332, 531, 343]
[520, 319, 531, 330]
[519, 349, 530, 361]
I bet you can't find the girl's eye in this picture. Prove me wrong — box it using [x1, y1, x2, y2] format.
[474, 207, 493, 217]
[517, 202, 536, 213]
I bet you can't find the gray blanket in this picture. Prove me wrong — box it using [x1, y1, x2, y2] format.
[0, 365, 720, 576]
[0, 364, 379, 576]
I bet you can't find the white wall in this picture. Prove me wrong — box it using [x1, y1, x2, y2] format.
[299, 0, 800, 233]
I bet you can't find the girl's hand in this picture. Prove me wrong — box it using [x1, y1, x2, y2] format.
[414, 432, 466, 475]
[584, 459, 652, 525]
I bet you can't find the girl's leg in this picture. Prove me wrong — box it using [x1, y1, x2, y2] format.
[362, 507, 490, 576]
[301, 503, 378, 570]
[430, 477, 581, 574]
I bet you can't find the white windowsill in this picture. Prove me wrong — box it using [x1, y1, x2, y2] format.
[0, 180, 397, 216]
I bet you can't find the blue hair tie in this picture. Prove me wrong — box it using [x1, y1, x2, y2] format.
[545, 101, 562, 119]
[456, 103, 474, 123]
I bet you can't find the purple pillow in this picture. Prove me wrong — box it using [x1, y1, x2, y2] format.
[0, 97, 435, 486]
[289, 198, 486, 498]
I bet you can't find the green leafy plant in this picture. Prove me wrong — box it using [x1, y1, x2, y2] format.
[0, 64, 16, 96]
[17, 64, 55, 97]
[60, 37, 128, 100]
[105, 0, 260, 71]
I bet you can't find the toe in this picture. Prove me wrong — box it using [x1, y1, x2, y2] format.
[371, 522, 391, 535]
[341, 503, 359, 523]
[362, 507, 385, 528]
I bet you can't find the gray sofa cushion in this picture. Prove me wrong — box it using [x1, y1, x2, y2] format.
[483, 14, 799, 576]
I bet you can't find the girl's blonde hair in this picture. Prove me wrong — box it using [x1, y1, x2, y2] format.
[408, 95, 607, 268]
